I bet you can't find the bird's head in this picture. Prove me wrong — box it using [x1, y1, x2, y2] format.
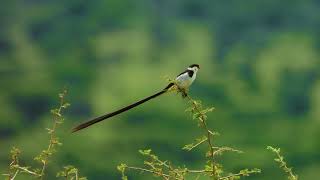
[188, 64, 200, 73]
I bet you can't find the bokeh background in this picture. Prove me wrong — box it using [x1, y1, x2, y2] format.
[1, 0, 320, 179]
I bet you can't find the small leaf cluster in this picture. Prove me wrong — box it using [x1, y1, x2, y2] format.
[267, 146, 298, 180]
[118, 149, 191, 180]
[56, 166, 87, 180]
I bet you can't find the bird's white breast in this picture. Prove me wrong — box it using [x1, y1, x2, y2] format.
[175, 72, 196, 89]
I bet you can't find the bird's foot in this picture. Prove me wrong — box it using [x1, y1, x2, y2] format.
[182, 91, 188, 98]
[177, 87, 188, 98]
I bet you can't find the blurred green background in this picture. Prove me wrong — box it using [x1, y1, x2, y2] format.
[1, 0, 320, 179]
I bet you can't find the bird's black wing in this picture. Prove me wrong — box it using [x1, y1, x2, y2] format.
[177, 69, 193, 78]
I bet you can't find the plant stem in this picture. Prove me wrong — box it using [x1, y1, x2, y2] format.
[40, 90, 66, 179]
[186, 95, 216, 176]
[9, 170, 19, 180]
[16, 166, 38, 176]
[126, 166, 171, 180]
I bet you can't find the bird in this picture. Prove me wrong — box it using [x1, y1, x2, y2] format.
[72, 64, 200, 132]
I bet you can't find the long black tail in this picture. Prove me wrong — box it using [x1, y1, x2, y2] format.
[72, 83, 174, 132]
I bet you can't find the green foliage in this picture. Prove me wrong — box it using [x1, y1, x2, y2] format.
[267, 146, 298, 180]
[118, 88, 261, 179]
[1, 1, 319, 178]
[3, 90, 85, 180]
[56, 166, 87, 180]
[2, 88, 300, 180]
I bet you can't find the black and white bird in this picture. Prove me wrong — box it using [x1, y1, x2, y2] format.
[72, 64, 200, 132]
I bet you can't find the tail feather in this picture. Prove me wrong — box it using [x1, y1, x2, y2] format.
[72, 83, 174, 133]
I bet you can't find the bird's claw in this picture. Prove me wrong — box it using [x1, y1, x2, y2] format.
[177, 87, 188, 98]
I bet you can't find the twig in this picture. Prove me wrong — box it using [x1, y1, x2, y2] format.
[40, 90, 67, 179]
[126, 166, 171, 180]
[219, 172, 248, 180]
[187, 169, 210, 173]
[267, 146, 298, 180]
[218, 169, 261, 180]
[186, 95, 216, 175]
[9, 170, 19, 180]
[15, 166, 38, 176]
[186, 137, 208, 151]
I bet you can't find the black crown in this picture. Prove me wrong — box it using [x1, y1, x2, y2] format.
[189, 64, 200, 69]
